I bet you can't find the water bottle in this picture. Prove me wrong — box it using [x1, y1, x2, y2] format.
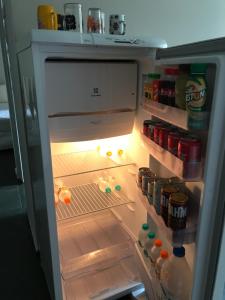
[59, 187, 72, 204]
[143, 232, 155, 257]
[150, 239, 162, 263]
[155, 250, 169, 278]
[138, 223, 149, 247]
[160, 246, 192, 300]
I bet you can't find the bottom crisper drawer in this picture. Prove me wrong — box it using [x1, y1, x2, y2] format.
[57, 211, 143, 299]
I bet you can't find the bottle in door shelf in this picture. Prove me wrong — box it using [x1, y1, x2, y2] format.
[155, 250, 169, 278]
[160, 247, 192, 300]
[143, 73, 161, 103]
[185, 64, 208, 129]
[143, 232, 156, 257]
[175, 64, 190, 110]
[150, 239, 162, 263]
[138, 223, 150, 247]
[159, 68, 179, 106]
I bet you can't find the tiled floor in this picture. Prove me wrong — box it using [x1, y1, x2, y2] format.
[0, 185, 51, 300]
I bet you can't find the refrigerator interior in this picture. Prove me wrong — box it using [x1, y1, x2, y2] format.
[47, 57, 217, 300]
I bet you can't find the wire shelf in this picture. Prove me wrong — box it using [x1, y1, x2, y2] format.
[56, 183, 133, 221]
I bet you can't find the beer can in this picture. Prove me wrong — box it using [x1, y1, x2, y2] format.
[153, 125, 164, 144]
[138, 167, 151, 188]
[168, 132, 181, 156]
[168, 192, 188, 230]
[178, 137, 201, 162]
[147, 178, 157, 204]
[142, 173, 155, 195]
[159, 127, 171, 149]
[160, 185, 179, 226]
[143, 120, 152, 136]
[153, 178, 169, 215]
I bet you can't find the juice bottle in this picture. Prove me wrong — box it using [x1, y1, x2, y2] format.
[138, 223, 150, 247]
[155, 250, 169, 278]
[143, 232, 156, 257]
[175, 64, 190, 109]
[185, 64, 207, 129]
[150, 239, 162, 263]
[160, 246, 192, 300]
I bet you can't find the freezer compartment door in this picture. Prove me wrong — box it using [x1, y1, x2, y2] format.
[45, 61, 137, 115]
[48, 111, 135, 142]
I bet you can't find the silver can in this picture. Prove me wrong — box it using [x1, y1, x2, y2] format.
[109, 14, 126, 35]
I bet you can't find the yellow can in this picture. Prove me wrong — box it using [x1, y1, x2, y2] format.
[37, 5, 58, 30]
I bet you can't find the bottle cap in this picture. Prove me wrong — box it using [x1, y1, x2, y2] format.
[147, 232, 155, 239]
[142, 223, 149, 230]
[160, 250, 169, 259]
[190, 63, 207, 74]
[173, 246, 185, 257]
[148, 73, 161, 80]
[154, 239, 162, 247]
[164, 68, 179, 76]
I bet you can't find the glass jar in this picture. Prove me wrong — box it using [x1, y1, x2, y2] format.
[64, 3, 83, 32]
[109, 14, 126, 35]
[87, 8, 102, 33]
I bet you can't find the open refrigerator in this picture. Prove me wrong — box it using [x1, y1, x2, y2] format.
[16, 30, 225, 300]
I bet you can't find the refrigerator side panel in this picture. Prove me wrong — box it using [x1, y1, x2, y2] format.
[0, 0, 38, 248]
[17, 47, 62, 300]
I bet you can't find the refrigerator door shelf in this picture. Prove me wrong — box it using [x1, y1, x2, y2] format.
[141, 134, 203, 181]
[142, 100, 209, 132]
[138, 189, 199, 246]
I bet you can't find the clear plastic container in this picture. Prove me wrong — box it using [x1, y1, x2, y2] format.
[155, 250, 169, 278]
[160, 246, 192, 300]
[150, 239, 162, 263]
[143, 232, 155, 257]
[138, 223, 150, 247]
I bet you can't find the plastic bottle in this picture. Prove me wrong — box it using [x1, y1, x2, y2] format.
[159, 68, 179, 106]
[155, 250, 169, 278]
[160, 246, 192, 300]
[150, 239, 162, 263]
[185, 64, 207, 129]
[144, 73, 161, 102]
[143, 232, 156, 257]
[175, 64, 190, 110]
[138, 223, 150, 247]
[59, 187, 72, 204]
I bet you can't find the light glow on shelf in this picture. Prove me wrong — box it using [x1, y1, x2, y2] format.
[50, 134, 131, 160]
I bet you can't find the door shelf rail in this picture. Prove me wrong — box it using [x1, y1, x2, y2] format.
[142, 100, 188, 130]
[141, 134, 202, 181]
[138, 189, 198, 246]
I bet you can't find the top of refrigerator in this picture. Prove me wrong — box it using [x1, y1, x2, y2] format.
[30, 29, 167, 49]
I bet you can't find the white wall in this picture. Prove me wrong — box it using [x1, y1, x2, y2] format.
[10, 0, 225, 47]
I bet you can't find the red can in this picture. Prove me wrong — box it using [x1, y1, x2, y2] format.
[159, 127, 171, 149]
[154, 125, 163, 144]
[168, 132, 181, 156]
[178, 137, 201, 162]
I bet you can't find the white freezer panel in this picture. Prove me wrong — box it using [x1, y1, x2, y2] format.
[46, 61, 137, 115]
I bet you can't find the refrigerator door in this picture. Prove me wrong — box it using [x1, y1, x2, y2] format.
[156, 39, 225, 300]
[0, 1, 38, 246]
